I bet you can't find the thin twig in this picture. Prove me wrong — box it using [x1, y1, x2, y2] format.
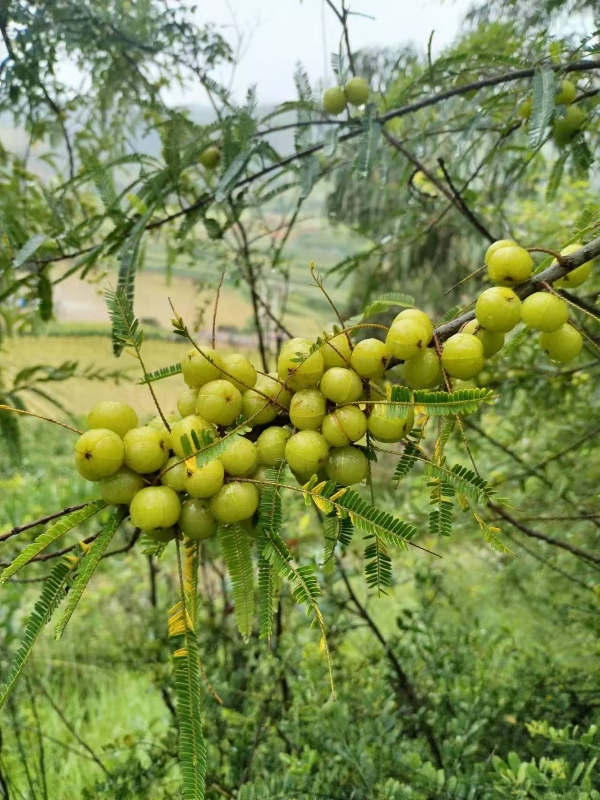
[0, 405, 82, 434]
[0, 502, 93, 543]
[211, 270, 226, 349]
[437, 158, 495, 242]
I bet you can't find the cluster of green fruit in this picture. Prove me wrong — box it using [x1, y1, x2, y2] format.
[518, 78, 586, 146]
[322, 76, 370, 115]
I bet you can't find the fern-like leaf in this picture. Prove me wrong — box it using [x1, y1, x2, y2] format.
[323, 514, 354, 564]
[104, 285, 144, 357]
[173, 633, 207, 800]
[424, 463, 495, 505]
[428, 480, 455, 537]
[357, 105, 381, 178]
[364, 537, 392, 595]
[257, 533, 277, 641]
[546, 153, 568, 201]
[529, 69, 555, 149]
[434, 418, 456, 464]
[393, 441, 422, 484]
[361, 292, 415, 320]
[218, 525, 255, 640]
[138, 362, 182, 384]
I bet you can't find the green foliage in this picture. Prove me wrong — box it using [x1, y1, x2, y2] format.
[138, 362, 183, 384]
[218, 525, 255, 640]
[173, 634, 207, 800]
[105, 286, 144, 357]
[529, 69, 556, 149]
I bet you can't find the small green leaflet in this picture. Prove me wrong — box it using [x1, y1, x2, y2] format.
[138, 362, 182, 384]
[529, 69, 555, 150]
[361, 292, 415, 320]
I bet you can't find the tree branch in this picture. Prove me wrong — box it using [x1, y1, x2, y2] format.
[0, 502, 93, 543]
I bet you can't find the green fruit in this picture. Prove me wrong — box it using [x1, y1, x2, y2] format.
[344, 76, 370, 106]
[256, 426, 291, 466]
[553, 106, 585, 146]
[184, 458, 225, 498]
[393, 309, 434, 343]
[199, 145, 221, 169]
[75, 428, 125, 481]
[87, 401, 138, 438]
[146, 527, 176, 543]
[161, 456, 187, 492]
[320, 332, 353, 368]
[210, 482, 260, 524]
[403, 349, 443, 388]
[555, 79, 577, 105]
[462, 319, 505, 357]
[475, 287, 522, 332]
[195, 379, 243, 427]
[129, 486, 181, 530]
[177, 388, 199, 419]
[100, 467, 146, 505]
[486, 245, 534, 287]
[285, 430, 329, 476]
[289, 388, 327, 430]
[386, 319, 431, 361]
[441, 333, 484, 379]
[521, 292, 569, 332]
[182, 347, 223, 388]
[242, 373, 291, 427]
[179, 499, 218, 540]
[170, 415, 216, 458]
[319, 367, 363, 404]
[350, 338, 391, 379]
[323, 86, 347, 115]
[218, 434, 258, 477]
[367, 405, 414, 443]
[484, 239, 516, 264]
[517, 98, 532, 120]
[326, 446, 368, 486]
[278, 338, 324, 390]
[221, 353, 257, 392]
[539, 324, 583, 362]
[123, 426, 169, 474]
[553, 243, 593, 288]
[322, 406, 367, 447]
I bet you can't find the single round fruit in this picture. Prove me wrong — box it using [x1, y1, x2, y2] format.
[285, 430, 329, 476]
[517, 98, 532, 120]
[170, 416, 216, 458]
[179, 499, 218, 540]
[386, 319, 431, 361]
[161, 456, 187, 492]
[441, 333, 485, 379]
[75, 428, 125, 481]
[100, 467, 146, 505]
[553, 106, 585, 146]
[146, 527, 176, 543]
[320, 332, 353, 367]
[344, 77, 370, 106]
[221, 353, 257, 393]
[553, 243, 593, 288]
[218, 435, 258, 477]
[486, 245, 534, 287]
[539, 324, 583, 362]
[289, 388, 327, 431]
[184, 458, 225, 498]
[462, 319, 505, 357]
[182, 347, 223, 388]
[521, 292, 569, 332]
[393, 309, 434, 343]
[403, 349, 443, 388]
[196, 379, 243, 427]
[199, 145, 221, 169]
[326, 446, 368, 486]
[256, 427, 291, 466]
[319, 367, 363, 404]
[475, 287, 522, 332]
[322, 86, 347, 115]
[484, 239, 516, 264]
[129, 486, 181, 531]
[322, 406, 367, 447]
[367, 405, 414, 443]
[177, 388, 199, 419]
[87, 401, 138, 438]
[242, 373, 290, 427]
[278, 338, 324, 390]
[350, 338, 391, 379]
[123, 426, 169, 474]
[555, 79, 577, 105]
[210, 483, 260, 524]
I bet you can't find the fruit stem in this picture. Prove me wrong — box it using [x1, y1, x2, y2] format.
[526, 247, 566, 266]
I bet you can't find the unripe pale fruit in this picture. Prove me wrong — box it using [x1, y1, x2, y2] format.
[179, 499, 218, 540]
[539, 324, 583, 362]
[326, 446, 368, 486]
[322, 406, 367, 447]
[195, 379, 243, 427]
[386, 319, 431, 360]
[256, 426, 291, 466]
[285, 430, 329, 476]
[124, 426, 169, 474]
[129, 486, 181, 531]
[146, 527, 177, 543]
[553, 106, 585, 146]
[218, 435, 258, 477]
[475, 287, 522, 332]
[221, 353, 257, 392]
[553, 244, 593, 288]
[182, 347, 223, 388]
[486, 245, 533, 287]
[319, 367, 363, 404]
[199, 145, 221, 169]
[350, 338, 391, 379]
[184, 459, 225, 498]
[441, 333, 485, 379]
[177, 388, 199, 419]
[75, 428, 125, 481]
[521, 292, 569, 332]
[242, 373, 290, 427]
[87, 401, 138, 438]
[517, 98, 532, 120]
[320, 332, 353, 368]
[161, 456, 187, 492]
[278, 338, 324, 390]
[393, 309, 434, 343]
[367, 405, 414, 443]
[170, 415, 216, 458]
[322, 86, 347, 115]
[210, 482, 260, 524]
[100, 467, 146, 505]
[462, 319, 505, 357]
[484, 239, 516, 264]
[403, 349, 443, 388]
[555, 79, 577, 105]
[289, 388, 327, 430]
[344, 77, 370, 106]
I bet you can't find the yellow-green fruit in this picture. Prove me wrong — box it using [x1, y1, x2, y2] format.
[553, 244, 593, 288]
[87, 401, 138, 438]
[123, 426, 169, 474]
[320, 332, 352, 367]
[242, 373, 290, 427]
[326, 446, 368, 486]
[256, 427, 291, 466]
[184, 459, 225, 498]
[181, 347, 223, 388]
[221, 353, 257, 393]
[555, 79, 577, 105]
[210, 483, 260, 524]
[321, 406, 367, 447]
[278, 338, 324, 391]
[367, 405, 414, 443]
[517, 98, 532, 120]
[441, 333, 485, 379]
[403, 349, 443, 389]
[75, 428, 125, 481]
[322, 86, 347, 115]
[179, 499, 218, 540]
[539, 324, 583, 362]
[100, 467, 146, 505]
[350, 338, 391, 379]
[129, 486, 181, 531]
[393, 309, 434, 343]
[462, 319, 505, 357]
[484, 239, 516, 264]
[284, 430, 329, 476]
[319, 367, 363, 404]
[386, 319, 431, 361]
[161, 456, 187, 492]
[218, 435, 258, 477]
[199, 145, 221, 169]
[344, 76, 370, 106]
[289, 388, 327, 431]
[196, 379, 243, 427]
[146, 527, 176, 543]
[486, 245, 534, 287]
[177, 388, 199, 419]
[475, 287, 522, 332]
[521, 292, 569, 332]
[553, 106, 585, 146]
[170, 415, 216, 458]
